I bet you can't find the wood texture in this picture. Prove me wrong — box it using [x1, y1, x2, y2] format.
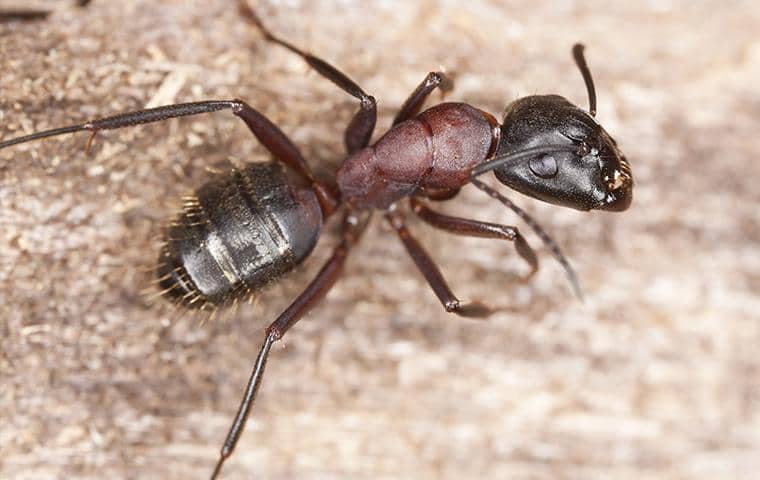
[2, 1, 758, 479]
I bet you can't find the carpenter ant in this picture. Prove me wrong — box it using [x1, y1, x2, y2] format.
[0, 2, 633, 478]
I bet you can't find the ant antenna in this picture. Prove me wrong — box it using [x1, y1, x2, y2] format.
[470, 144, 581, 178]
[470, 178, 584, 301]
[572, 44, 596, 117]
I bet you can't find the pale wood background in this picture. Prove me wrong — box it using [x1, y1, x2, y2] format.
[1, 1, 758, 479]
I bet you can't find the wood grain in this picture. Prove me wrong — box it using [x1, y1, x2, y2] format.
[2, 1, 759, 479]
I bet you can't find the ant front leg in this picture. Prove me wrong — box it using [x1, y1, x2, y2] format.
[470, 178, 584, 300]
[210, 212, 368, 480]
[385, 209, 491, 318]
[237, 0, 376, 153]
[409, 197, 538, 280]
[393, 71, 453, 125]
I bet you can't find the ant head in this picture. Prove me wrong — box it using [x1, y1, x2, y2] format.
[483, 45, 632, 212]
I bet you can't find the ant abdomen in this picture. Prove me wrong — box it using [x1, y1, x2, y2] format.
[156, 162, 323, 309]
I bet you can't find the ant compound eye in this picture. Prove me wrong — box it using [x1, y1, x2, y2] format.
[529, 153, 559, 178]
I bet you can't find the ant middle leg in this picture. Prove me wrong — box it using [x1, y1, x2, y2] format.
[409, 197, 538, 279]
[209, 212, 368, 480]
[385, 209, 491, 318]
[393, 71, 453, 125]
[237, 0, 376, 153]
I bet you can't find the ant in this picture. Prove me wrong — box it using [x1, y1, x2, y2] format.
[0, 2, 633, 478]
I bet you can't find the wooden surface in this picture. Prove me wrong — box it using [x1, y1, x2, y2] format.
[1, 1, 759, 479]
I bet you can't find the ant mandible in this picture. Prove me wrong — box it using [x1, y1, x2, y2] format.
[0, 2, 633, 478]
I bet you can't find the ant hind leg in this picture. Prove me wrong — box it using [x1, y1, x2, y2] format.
[209, 212, 368, 480]
[0, 1, 90, 22]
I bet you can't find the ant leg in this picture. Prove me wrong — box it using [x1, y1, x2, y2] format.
[471, 178, 583, 300]
[0, 9, 50, 21]
[0, 99, 337, 212]
[210, 213, 367, 480]
[229, 100, 338, 213]
[0, 101, 236, 149]
[237, 0, 376, 153]
[385, 210, 491, 318]
[0, 1, 89, 22]
[409, 197, 538, 279]
[393, 72, 453, 125]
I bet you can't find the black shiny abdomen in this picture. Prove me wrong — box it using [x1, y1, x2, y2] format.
[156, 162, 323, 309]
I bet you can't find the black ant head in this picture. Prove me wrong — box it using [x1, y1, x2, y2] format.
[492, 95, 632, 211]
[479, 45, 632, 212]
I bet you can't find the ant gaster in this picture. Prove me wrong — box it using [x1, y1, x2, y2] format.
[0, 2, 633, 478]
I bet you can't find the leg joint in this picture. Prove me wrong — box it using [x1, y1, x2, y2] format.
[265, 326, 284, 341]
[360, 94, 376, 109]
[500, 225, 519, 241]
[230, 99, 246, 113]
[444, 299, 461, 313]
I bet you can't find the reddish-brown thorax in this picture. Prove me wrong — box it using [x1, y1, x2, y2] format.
[336, 102, 496, 209]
